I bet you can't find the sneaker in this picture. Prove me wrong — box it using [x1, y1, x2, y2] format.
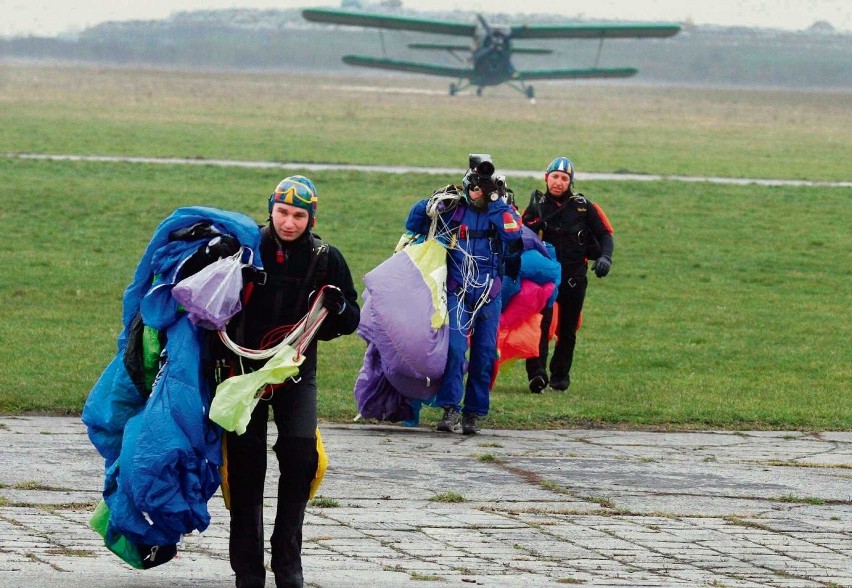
[528, 374, 548, 394]
[436, 406, 460, 432]
[550, 376, 570, 391]
[461, 412, 480, 435]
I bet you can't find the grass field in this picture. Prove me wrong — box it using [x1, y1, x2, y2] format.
[1, 63, 850, 430]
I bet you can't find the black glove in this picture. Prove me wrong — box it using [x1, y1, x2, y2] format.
[504, 255, 521, 281]
[178, 235, 239, 280]
[205, 235, 240, 259]
[320, 285, 346, 314]
[593, 256, 611, 278]
[523, 217, 546, 233]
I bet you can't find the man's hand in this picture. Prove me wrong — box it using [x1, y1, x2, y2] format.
[320, 285, 346, 314]
[528, 220, 546, 233]
[593, 256, 611, 278]
[524, 218, 546, 233]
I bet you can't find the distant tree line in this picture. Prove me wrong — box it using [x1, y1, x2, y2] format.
[2, 8, 850, 90]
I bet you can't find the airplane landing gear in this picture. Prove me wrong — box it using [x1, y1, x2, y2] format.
[476, 87, 483, 97]
[526, 85, 536, 105]
[449, 83, 458, 96]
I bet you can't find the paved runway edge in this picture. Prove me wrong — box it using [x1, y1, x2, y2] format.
[8, 153, 852, 188]
[0, 416, 849, 587]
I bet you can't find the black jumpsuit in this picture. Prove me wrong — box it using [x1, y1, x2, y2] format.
[216, 226, 360, 588]
[522, 190, 614, 388]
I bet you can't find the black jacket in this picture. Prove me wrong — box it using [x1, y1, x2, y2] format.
[223, 225, 360, 372]
[522, 190, 614, 279]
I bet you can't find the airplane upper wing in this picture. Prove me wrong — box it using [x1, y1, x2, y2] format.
[342, 55, 471, 79]
[516, 67, 638, 81]
[302, 8, 476, 36]
[510, 22, 681, 40]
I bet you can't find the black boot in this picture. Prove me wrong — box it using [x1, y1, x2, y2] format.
[230, 505, 266, 588]
[461, 412, 480, 435]
[436, 406, 460, 432]
[528, 374, 548, 394]
[271, 501, 307, 588]
[550, 375, 570, 391]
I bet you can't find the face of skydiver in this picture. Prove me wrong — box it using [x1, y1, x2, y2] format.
[271, 202, 310, 242]
[546, 170, 571, 198]
[467, 183, 488, 210]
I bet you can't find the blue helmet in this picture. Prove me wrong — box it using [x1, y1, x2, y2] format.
[268, 175, 318, 226]
[545, 156, 574, 183]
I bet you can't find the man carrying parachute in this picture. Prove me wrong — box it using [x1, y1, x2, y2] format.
[354, 154, 521, 435]
[83, 176, 360, 588]
[210, 176, 360, 588]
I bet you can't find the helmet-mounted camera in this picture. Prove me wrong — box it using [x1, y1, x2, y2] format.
[465, 153, 507, 203]
[468, 153, 495, 177]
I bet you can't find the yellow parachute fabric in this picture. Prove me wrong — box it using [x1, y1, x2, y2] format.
[401, 238, 447, 331]
[209, 344, 304, 435]
[219, 427, 327, 508]
[310, 429, 328, 499]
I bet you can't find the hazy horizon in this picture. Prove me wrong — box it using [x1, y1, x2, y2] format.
[4, 0, 850, 38]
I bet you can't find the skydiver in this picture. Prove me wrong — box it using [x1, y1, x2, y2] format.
[405, 155, 522, 434]
[214, 176, 360, 588]
[521, 157, 614, 393]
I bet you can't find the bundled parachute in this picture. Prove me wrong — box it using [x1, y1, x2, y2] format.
[353, 239, 449, 422]
[496, 226, 561, 369]
[82, 207, 263, 568]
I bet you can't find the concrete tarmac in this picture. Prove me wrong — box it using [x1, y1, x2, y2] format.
[0, 416, 849, 587]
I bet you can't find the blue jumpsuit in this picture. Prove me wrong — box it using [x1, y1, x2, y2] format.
[406, 195, 521, 416]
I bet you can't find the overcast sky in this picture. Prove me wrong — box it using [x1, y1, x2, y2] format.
[3, 0, 850, 37]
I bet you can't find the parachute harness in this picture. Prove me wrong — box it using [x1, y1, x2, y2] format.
[425, 187, 494, 331]
[217, 288, 329, 362]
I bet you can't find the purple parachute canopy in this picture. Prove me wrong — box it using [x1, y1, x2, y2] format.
[354, 242, 448, 421]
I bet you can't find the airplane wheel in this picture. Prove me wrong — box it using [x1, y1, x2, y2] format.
[476, 87, 483, 97]
[526, 86, 535, 99]
[449, 83, 457, 96]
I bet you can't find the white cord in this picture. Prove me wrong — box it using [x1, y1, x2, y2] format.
[425, 187, 462, 241]
[424, 186, 495, 331]
[218, 290, 329, 360]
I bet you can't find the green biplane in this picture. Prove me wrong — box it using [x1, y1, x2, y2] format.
[302, 7, 681, 100]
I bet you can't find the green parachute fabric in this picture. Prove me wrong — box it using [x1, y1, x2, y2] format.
[209, 344, 305, 435]
[90, 499, 145, 570]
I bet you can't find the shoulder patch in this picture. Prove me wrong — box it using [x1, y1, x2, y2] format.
[502, 211, 520, 232]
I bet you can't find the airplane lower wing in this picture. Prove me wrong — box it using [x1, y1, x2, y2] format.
[407, 43, 552, 56]
[516, 67, 638, 80]
[342, 55, 471, 79]
[408, 43, 471, 52]
[510, 47, 554, 55]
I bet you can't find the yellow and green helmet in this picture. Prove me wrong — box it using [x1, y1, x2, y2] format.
[268, 175, 318, 226]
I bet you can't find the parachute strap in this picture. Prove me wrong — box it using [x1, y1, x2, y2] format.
[530, 190, 590, 237]
[462, 228, 497, 239]
[292, 235, 329, 315]
[243, 233, 330, 312]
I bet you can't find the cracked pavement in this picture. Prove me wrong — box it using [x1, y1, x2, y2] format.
[0, 416, 849, 587]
